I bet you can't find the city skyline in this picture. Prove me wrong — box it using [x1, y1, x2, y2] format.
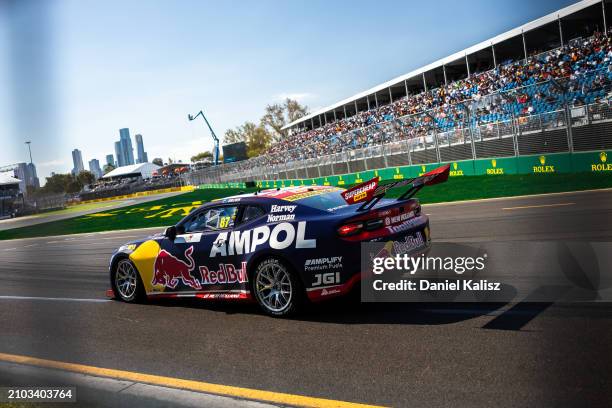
[0, 0, 575, 183]
[71, 128, 149, 179]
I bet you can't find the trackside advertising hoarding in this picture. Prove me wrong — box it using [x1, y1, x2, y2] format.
[255, 150, 612, 188]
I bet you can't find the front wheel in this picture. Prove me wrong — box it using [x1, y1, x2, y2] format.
[112, 258, 145, 303]
[252, 258, 303, 317]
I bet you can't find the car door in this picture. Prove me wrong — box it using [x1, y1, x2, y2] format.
[180, 204, 241, 295]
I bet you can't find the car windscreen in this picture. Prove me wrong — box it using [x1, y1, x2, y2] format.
[295, 191, 349, 211]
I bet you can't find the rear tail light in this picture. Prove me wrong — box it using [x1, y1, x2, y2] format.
[338, 218, 385, 237]
[337, 223, 364, 236]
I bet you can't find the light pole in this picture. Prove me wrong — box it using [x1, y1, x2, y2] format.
[25, 141, 33, 164]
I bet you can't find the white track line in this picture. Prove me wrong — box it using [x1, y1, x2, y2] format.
[0, 295, 110, 303]
[502, 202, 575, 210]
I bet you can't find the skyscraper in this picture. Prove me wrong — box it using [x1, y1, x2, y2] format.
[119, 128, 135, 166]
[114, 142, 123, 167]
[89, 159, 103, 179]
[135, 134, 148, 163]
[71, 149, 84, 175]
[12, 163, 40, 193]
[106, 154, 114, 166]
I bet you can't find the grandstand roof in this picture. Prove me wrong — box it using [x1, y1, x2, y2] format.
[102, 163, 160, 179]
[282, 0, 602, 130]
[0, 172, 21, 186]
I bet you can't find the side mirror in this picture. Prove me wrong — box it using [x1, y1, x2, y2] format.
[164, 226, 177, 242]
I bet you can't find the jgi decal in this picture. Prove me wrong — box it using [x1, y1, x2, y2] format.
[267, 205, 297, 222]
[210, 221, 316, 257]
[312, 272, 341, 287]
[305, 256, 343, 272]
[199, 262, 248, 285]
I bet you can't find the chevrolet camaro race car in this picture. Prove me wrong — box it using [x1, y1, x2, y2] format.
[109, 164, 450, 316]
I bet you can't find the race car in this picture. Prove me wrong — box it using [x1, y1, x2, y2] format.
[109, 164, 450, 316]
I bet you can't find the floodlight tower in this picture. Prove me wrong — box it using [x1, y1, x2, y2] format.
[187, 110, 220, 165]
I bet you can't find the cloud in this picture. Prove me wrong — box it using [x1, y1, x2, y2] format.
[273, 92, 316, 102]
[37, 159, 67, 168]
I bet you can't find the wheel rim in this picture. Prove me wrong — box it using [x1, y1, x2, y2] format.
[115, 260, 138, 300]
[255, 262, 292, 313]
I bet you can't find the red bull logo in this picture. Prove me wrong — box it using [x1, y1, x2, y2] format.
[152, 246, 202, 290]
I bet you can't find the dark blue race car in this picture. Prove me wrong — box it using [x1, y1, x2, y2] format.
[109, 164, 450, 316]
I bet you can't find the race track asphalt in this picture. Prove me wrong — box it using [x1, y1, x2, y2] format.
[0, 189, 611, 407]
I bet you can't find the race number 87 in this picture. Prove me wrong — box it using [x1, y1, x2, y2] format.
[219, 216, 231, 228]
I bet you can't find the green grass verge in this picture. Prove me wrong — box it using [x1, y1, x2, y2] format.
[0, 173, 610, 240]
[0, 188, 255, 240]
[382, 172, 612, 203]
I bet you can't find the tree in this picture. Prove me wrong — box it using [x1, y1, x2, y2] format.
[40, 173, 81, 195]
[152, 158, 163, 166]
[285, 98, 309, 123]
[190, 151, 213, 162]
[103, 163, 116, 174]
[245, 124, 272, 158]
[77, 170, 96, 186]
[261, 98, 309, 142]
[223, 128, 246, 145]
[223, 122, 272, 158]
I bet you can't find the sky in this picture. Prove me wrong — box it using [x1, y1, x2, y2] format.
[0, 0, 577, 182]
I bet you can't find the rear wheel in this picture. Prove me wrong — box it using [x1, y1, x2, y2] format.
[112, 258, 145, 303]
[252, 258, 303, 317]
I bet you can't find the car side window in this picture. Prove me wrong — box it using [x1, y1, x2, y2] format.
[241, 205, 265, 223]
[183, 206, 238, 232]
[203, 206, 238, 230]
[183, 211, 208, 233]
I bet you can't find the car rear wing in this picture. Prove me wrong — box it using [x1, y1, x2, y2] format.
[340, 164, 451, 211]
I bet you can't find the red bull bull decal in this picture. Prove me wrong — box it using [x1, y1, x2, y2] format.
[152, 246, 202, 290]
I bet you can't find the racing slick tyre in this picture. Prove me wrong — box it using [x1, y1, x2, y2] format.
[252, 258, 304, 317]
[112, 258, 145, 303]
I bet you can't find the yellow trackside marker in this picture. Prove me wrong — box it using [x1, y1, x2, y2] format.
[0, 353, 385, 408]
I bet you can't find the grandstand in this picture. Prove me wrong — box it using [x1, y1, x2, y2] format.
[0, 173, 22, 219]
[187, 0, 612, 185]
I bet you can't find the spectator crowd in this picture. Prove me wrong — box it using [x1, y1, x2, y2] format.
[264, 31, 612, 165]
